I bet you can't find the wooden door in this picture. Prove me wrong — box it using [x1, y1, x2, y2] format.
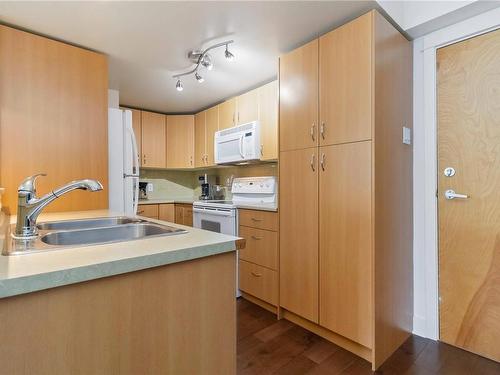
[166, 115, 194, 168]
[279, 39, 318, 152]
[141, 111, 166, 168]
[319, 141, 372, 348]
[236, 88, 258, 125]
[130, 109, 142, 166]
[205, 106, 219, 166]
[258, 80, 278, 160]
[175, 205, 184, 224]
[194, 111, 207, 167]
[137, 204, 159, 219]
[319, 13, 372, 146]
[159, 203, 175, 222]
[438, 29, 500, 362]
[218, 98, 236, 130]
[279, 148, 319, 322]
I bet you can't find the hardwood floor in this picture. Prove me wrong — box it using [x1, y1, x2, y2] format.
[237, 298, 500, 374]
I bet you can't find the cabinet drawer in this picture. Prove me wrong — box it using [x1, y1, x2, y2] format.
[239, 260, 278, 306]
[137, 204, 159, 219]
[239, 226, 278, 270]
[239, 209, 278, 231]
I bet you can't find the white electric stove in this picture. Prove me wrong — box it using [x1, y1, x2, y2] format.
[193, 176, 277, 297]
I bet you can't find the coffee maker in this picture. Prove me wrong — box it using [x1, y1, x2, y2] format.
[198, 174, 217, 200]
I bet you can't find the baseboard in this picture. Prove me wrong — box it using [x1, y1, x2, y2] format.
[240, 292, 278, 315]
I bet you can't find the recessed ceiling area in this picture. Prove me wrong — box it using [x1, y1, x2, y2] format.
[0, 1, 382, 113]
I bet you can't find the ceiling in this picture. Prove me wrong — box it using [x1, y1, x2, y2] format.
[0, 1, 382, 113]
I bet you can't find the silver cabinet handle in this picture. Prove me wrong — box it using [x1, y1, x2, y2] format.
[445, 190, 469, 200]
[310, 154, 316, 171]
[310, 123, 316, 141]
[320, 122, 325, 139]
[251, 271, 262, 277]
[251, 217, 262, 222]
[320, 153, 326, 171]
[251, 235, 263, 240]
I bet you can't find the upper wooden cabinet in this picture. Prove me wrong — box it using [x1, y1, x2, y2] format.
[205, 106, 219, 166]
[130, 108, 142, 166]
[258, 81, 278, 160]
[141, 111, 166, 168]
[320, 14, 372, 145]
[279, 39, 319, 152]
[194, 111, 207, 167]
[218, 98, 237, 130]
[166, 115, 194, 168]
[236, 89, 258, 125]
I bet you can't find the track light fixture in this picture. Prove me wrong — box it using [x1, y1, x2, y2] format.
[173, 40, 234, 92]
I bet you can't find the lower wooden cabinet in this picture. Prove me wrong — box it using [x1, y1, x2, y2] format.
[239, 226, 278, 270]
[137, 204, 159, 219]
[175, 204, 193, 226]
[239, 260, 278, 306]
[158, 203, 175, 222]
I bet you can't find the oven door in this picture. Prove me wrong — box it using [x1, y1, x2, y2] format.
[193, 206, 237, 236]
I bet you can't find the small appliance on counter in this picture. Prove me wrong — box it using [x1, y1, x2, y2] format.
[198, 174, 218, 200]
[139, 182, 148, 200]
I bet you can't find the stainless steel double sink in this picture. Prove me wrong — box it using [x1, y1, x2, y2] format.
[3, 216, 187, 255]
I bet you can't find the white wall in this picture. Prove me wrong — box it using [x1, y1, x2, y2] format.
[108, 89, 119, 109]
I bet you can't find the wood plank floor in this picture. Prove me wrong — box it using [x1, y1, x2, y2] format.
[237, 298, 500, 374]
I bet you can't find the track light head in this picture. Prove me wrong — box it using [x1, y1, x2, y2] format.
[201, 53, 213, 70]
[195, 72, 204, 83]
[225, 45, 234, 61]
[176, 79, 183, 92]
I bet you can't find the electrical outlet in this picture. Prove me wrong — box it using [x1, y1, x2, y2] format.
[147, 183, 154, 192]
[403, 126, 411, 145]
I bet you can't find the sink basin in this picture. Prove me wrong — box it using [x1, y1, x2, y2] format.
[40, 223, 185, 246]
[37, 216, 144, 231]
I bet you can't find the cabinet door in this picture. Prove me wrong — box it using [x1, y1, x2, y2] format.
[218, 98, 236, 130]
[137, 204, 159, 219]
[279, 39, 318, 151]
[183, 205, 193, 226]
[194, 111, 206, 167]
[166, 115, 194, 168]
[205, 106, 219, 166]
[236, 88, 258, 125]
[319, 13, 372, 146]
[319, 141, 372, 348]
[141, 111, 166, 168]
[175, 205, 184, 224]
[279, 148, 319, 322]
[159, 203, 175, 222]
[130, 108, 142, 166]
[258, 81, 278, 160]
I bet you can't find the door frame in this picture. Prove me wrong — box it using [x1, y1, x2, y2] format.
[413, 7, 500, 340]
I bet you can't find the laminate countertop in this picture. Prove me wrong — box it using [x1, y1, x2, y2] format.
[0, 210, 241, 299]
[138, 199, 278, 212]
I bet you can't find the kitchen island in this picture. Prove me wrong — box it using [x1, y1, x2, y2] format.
[0, 210, 242, 374]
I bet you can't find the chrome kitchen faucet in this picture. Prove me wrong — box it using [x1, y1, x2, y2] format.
[14, 173, 103, 239]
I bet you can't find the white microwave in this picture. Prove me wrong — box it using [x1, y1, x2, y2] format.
[215, 121, 261, 164]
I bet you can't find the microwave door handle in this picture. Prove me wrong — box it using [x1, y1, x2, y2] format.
[239, 135, 244, 158]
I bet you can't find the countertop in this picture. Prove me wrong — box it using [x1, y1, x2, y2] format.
[139, 199, 278, 212]
[0, 210, 240, 299]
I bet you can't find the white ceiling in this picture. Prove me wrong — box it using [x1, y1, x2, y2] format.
[0, 1, 381, 113]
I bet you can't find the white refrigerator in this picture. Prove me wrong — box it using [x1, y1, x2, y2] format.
[108, 108, 140, 215]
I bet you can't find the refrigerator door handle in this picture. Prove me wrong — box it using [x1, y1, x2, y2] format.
[133, 177, 139, 215]
[125, 115, 140, 176]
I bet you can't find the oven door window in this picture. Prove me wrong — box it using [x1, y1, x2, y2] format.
[201, 219, 221, 233]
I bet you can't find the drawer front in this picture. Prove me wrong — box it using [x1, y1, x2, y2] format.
[137, 204, 159, 219]
[239, 226, 278, 270]
[239, 260, 278, 305]
[239, 209, 278, 231]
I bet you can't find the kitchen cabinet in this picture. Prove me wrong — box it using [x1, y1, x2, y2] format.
[279, 148, 319, 322]
[238, 209, 279, 312]
[158, 203, 175, 222]
[130, 108, 142, 166]
[194, 111, 206, 167]
[279, 39, 318, 152]
[319, 14, 372, 145]
[137, 204, 159, 219]
[218, 98, 236, 130]
[236, 88, 258, 125]
[258, 81, 278, 160]
[205, 106, 219, 166]
[166, 115, 194, 168]
[278, 11, 412, 370]
[175, 204, 193, 226]
[141, 111, 166, 168]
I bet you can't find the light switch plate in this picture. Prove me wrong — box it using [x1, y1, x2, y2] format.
[147, 183, 154, 192]
[403, 126, 411, 145]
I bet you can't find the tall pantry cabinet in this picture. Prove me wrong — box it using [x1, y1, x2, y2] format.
[278, 10, 412, 370]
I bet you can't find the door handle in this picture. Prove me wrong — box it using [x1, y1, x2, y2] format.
[310, 154, 316, 171]
[310, 123, 316, 141]
[320, 122, 325, 139]
[251, 235, 263, 240]
[445, 189, 469, 200]
[251, 271, 262, 277]
[320, 153, 326, 171]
